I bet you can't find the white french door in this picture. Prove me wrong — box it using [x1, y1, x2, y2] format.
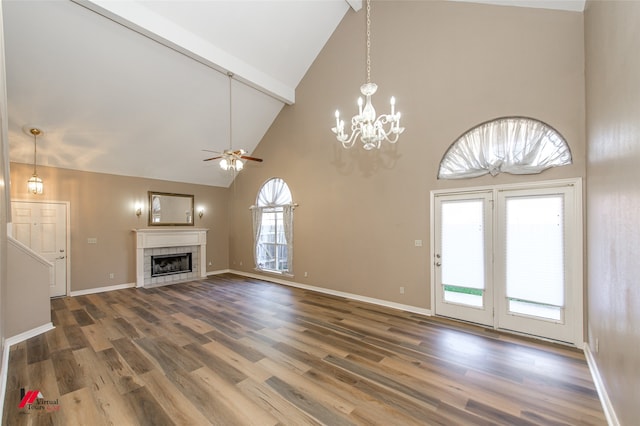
[432, 180, 583, 345]
[433, 192, 494, 326]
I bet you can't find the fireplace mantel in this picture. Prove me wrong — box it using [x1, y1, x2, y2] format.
[133, 228, 208, 288]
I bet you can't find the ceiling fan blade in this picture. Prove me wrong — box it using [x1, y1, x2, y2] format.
[201, 149, 220, 153]
[203, 156, 223, 161]
[240, 155, 263, 162]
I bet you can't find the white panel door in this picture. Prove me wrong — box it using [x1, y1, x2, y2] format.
[12, 201, 68, 297]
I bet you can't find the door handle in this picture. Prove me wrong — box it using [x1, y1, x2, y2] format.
[56, 256, 66, 260]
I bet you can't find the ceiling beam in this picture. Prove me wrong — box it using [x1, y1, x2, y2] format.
[71, 0, 295, 105]
[346, 0, 363, 12]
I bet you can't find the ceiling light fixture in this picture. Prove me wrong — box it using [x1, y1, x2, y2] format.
[331, 0, 404, 150]
[27, 127, 44, 195]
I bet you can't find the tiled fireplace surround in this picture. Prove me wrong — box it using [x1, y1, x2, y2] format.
[134, 228, 208, 288]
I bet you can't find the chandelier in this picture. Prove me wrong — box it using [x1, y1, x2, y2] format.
[27, 127, 44, 194]
[331, 0, 404, 150]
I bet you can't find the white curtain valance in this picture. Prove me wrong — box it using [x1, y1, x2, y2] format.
[438, 117, 572, 179]
[256, 177, 292, 207]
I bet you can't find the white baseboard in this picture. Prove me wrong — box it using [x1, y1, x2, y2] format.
[70, 282, 135, 296]
[0, 322, 55, 419]
[229, 269, 433, 317]
[206, 269, 232, 276]
[5, 322, 55, 348]
[584, 344, 620, 426]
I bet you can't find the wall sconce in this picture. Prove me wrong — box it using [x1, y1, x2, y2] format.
[135, 203, 143, 218]
[198, 207, 205, 219]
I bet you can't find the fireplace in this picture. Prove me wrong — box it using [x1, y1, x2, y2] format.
[134, 228, 208, 288]
[151, 253, 192, 277]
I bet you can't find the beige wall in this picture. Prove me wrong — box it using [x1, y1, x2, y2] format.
[0, 0, 9, 376]
[9, 163, 229, 292]
[585, 1, 640, 424]
[229, 1, 585, 309]
[6, 239, 50, 337]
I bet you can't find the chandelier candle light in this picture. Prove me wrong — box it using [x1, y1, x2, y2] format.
[331, 0, 404, 150]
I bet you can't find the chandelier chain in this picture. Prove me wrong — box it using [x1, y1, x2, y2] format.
[366, 0, 371, 84]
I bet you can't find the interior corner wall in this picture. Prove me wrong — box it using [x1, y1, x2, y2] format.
[0, 0, 10, 373]
[227, 1, 586, 311]
[584, 1, 640, 424]
[9, 163, 230, 292]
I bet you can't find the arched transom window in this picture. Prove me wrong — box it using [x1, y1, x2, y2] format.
[252, 178, 295, 274]
[438, 117, 572, 179]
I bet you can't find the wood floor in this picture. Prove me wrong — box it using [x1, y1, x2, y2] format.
[3, 274, 606, 425]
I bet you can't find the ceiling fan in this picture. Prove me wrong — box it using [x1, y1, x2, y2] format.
[203, 148, 263, 171]
[203, 72, 263, 172]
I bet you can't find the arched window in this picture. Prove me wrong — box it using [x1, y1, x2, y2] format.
[251, 178, 295, 274]
[438, 117, 572, 179]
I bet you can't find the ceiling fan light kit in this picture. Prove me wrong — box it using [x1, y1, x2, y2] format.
[331, 0, 405, 150]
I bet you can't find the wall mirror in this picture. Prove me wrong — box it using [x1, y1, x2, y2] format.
[148, 191, 194, 226]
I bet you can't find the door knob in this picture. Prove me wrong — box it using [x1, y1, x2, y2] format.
[435, 262, 441, 267]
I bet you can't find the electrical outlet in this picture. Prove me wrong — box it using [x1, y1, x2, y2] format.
[304, 272, 308, 277]
[239, 261, 243, 266]
[208, 261, 212, 266]
[400, 286, 405, 294]
[109, 273, 114, 279]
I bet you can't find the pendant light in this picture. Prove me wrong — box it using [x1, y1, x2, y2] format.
[27, 128, 44, 195]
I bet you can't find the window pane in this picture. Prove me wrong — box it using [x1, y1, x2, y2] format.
[509, 299, 562, 321]
[441, 199, 485, 291]
[277, 244, 288, 271]
[444, 285, 483, 307]
[505, 195, 565, 308]
[260, 212, 276, 243]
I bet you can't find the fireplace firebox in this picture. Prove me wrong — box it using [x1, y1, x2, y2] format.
[151, 253, 192, 277]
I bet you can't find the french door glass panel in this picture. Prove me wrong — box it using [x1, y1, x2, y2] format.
[504, 194, 564, 321]
[441, 200, 485, 307]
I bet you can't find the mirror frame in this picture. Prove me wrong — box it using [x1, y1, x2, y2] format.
[148, 191, 195, 226]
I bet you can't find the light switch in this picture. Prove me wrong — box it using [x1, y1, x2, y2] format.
[414, 239, 423, 247]
[87, 237, 97, 244]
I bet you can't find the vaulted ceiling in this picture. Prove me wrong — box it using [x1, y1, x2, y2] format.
[3, 0, 584, 188]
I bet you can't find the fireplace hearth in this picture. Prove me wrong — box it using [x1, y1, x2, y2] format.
[151, 253, 192, 277]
